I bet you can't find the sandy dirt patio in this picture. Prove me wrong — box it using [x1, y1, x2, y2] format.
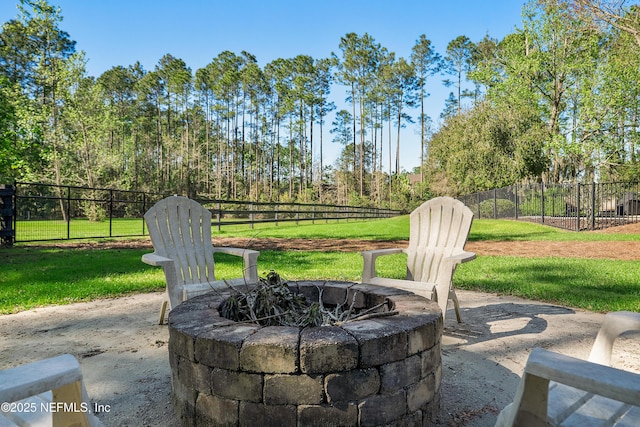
[1, 289, 639, 426]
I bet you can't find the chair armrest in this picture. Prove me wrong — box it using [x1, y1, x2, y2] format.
[213, 247, 260, 284]
[499, 347, 640, 427]
[0, 355, 83, 404]
[444, 251, 476, 265]
[141, 252, 173, 267]
[212, 247, 259, 258]
[362, 248, 405, 257]
[526, 347, 640, 407]
[589, 311, 640, 365]
[361, 248, 405, 282]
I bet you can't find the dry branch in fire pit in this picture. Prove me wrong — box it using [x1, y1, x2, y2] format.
[219, 270, 396, 327]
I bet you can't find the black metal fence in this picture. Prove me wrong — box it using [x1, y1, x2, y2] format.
[3, 182, 401, 243]
[200, 199, 400, 232]
[459, 182, 640, 231]
[0, 184, 14, 246]
[12, 182, 163, 242]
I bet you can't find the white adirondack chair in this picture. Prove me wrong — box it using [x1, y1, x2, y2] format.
[496, 311, 640, 426]
[0, 354, 103, 427]
[143, 196, 259, 324]
[361, 196, 475, 323]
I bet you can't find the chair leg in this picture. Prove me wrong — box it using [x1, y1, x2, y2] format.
[453, 297, 462, 324]
[52, 381, 91, 427]
[449, 285, 462, 323]
[159, 300, 168, 325]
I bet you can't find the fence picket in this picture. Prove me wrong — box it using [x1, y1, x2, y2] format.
[459, 182, 640, 231]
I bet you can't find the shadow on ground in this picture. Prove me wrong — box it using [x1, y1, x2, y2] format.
[437, 292, 601, 427]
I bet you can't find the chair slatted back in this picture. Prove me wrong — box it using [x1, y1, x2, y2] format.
[406, 197, 473, 284]
[145, 196, 216, 286]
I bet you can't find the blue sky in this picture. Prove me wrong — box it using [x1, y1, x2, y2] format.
[1, 0, 527, 171]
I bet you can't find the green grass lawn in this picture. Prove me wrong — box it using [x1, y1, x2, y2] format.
[16, 215, 640, 242]
[217, 216, 640, 242]
[2, 218, 639, 314]
[454, 256, 640, 312]
[213, 215, 411, 240]
[0, 247, 408, 314]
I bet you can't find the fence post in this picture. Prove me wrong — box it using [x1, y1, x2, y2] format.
[576, 183, 581, 231]
[142, 193, 147, 235]
[250, 203, 254, 229]
[216, 202, 221, 232]
[541, 183, 545, 224]
[591, 182, 596, 230]
[0, 184, 15, 247]
[66, 186, 71, 240]
[109, 189, 114, 237]
[514, 184, 519, 220]
[493, 189, 497, 219]
[275, 203, 279, 226]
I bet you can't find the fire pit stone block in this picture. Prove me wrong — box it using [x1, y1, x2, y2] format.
[168, 280, 443, 426]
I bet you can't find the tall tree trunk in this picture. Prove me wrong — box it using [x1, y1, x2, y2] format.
[396, 109, 401, 175]
[420, 86, 425, 190]
[351, 83, 357, 191]
[359, 90, 365, 197]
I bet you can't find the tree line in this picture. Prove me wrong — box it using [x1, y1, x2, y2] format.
[428, 0, 640, 195]
[1, 0, 640, 213]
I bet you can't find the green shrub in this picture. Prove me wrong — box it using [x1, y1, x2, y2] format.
[479, 198, 516, 219]
[81, 201, 106, 222]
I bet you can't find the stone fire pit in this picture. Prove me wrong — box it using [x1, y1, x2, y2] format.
[168, 280, 443, 426]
